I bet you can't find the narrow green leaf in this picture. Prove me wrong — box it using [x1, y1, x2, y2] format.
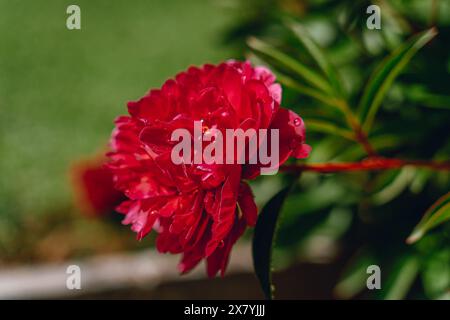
[334, 249, 376, 299]
[358, 28, 437, 132]
[249, 55, 356, 133]
[383, 256, 419, 300]
[252, 182, 295, 299]
[416, 93, 450, 110]
[287, 21, 344, 96]
[372, 167, 416, 205]
[409, 169, 432, 194]
[404, 84, 450, 110]
[422, 249, 450, 299]
[307, 136, 349, 163]
[247, 37, 334, 94]
[306, 119, 356, 141]
[332, 134, 402, 161]
[277, 74, 347, 113]
[407, 192, 450, 244]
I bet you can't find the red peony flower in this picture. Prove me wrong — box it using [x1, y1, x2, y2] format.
[71, 155, 126, 217]
[107, 61, 310, 277]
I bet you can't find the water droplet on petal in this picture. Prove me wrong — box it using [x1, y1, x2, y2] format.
[293, 118, 302, 127]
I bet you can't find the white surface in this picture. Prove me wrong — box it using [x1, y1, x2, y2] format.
[0, 243, 252, 299]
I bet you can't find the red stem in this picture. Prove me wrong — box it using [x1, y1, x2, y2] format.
[281, 158, 450, 174]
[354, 127, 377, 157]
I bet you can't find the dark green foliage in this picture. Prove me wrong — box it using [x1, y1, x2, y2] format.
[229, 0, 450, 299]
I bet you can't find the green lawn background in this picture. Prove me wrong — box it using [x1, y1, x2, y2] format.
[0, 0, 235, 238]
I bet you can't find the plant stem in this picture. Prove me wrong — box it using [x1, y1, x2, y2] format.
[335, 99, 377, 157]
[281, 158, 450, 174]
[353, 125, 377, 157]
[430, 0, 438, 26]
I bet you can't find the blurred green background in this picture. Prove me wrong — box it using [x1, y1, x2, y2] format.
[0, 0, 237, 260]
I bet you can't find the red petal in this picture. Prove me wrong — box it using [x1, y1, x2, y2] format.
[205, 165, 242, 257]
[237, 182, 258, 226]
[242, 107, 310, 179]
[206, 216, 247, 277]
[128, 90, 170, 122]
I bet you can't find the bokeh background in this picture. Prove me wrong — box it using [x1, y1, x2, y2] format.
[0, 0, 449, 299]
[0, 0, 235, 260]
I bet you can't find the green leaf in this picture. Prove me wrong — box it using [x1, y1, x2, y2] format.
[417, 93, 450, 109]
[249, 52, 356, 129]
[382, 255, 419, 300]
[372, 167, 416, 205]
[252, 181, 295, 299]
[306, 119, 356, 141]
[332, 134, 402, 161]
[287, 21, 344, 96]
[277, 74, 348, 115]
[404, 84, 450, 110]
[410, 169, 433, 194]
[422, 249, 450, 299]
[407, 192, 450, 244]
[247, 37, 334, 94]
[308, 136, 350, 162]
[358, 28, 437, 132]
[334, 249, 376, 299]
